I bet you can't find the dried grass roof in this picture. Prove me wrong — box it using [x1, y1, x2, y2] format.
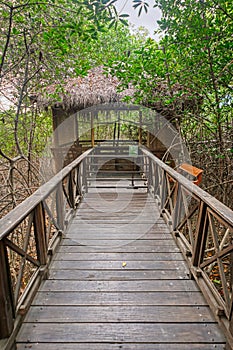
[38, 66, 134, 112]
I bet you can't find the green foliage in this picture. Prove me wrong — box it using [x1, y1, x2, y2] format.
[0, 0, 137, 157]
[106, 0, 233, 147]
[0, 109, 52, 157]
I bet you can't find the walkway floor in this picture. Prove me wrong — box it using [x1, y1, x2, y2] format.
[16, 188, 226, 349]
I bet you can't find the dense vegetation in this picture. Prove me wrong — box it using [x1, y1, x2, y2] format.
[106, 0, 233, 207]
[0, 0, 141, 215]
[0, 0, 232, 216]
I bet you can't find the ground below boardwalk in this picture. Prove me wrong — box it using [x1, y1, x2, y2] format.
[16, 190, 226, 349]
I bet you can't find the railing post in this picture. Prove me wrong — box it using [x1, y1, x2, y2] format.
[172, 183, 182, 231]
[0, 240, 14, 339]
[148, 157, 152, 193]
[68, 172, 75, 208]
[76, 164, 82, 198]
[227, 310, 233, 350]
[192, 202, 208, 267]
[153, 163, 160, 198]
[160, 170, 167, 210]
[83, 158, 88, 193]
[56, 183, 65, 231]
[34, 203, 48, 266]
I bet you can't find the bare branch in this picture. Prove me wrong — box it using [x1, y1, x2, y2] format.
[0, 6, 13, 79]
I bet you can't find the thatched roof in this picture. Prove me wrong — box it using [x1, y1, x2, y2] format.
[142, 82, 203, 120]
[37, 66, 202, 121]
[1, 65, 202, 121]
[37, 66, 134, 113]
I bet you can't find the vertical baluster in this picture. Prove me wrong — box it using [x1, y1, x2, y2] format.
[147, 157, 152, 193]
[76, 164, 82, 198]
[160, 170, 167, 210]
[228, 303, 233, 350]
[0, 240, 14, 339]
[75, 165, 81, 200]
[56, 183, 64, 231]
[34, 203, 48, 266]
[83, 158, 87, 193]
[154, 163, 159, 198]
[172, 183, 182, 231]
[150, 161, 155, 195]
[68, 171, 74, 208]
[192, 202, 208, 267]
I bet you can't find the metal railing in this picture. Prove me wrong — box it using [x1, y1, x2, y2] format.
[0, 149, 92, 350]
[141, 147, 233, 348]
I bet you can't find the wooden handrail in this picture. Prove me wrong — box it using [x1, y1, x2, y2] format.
[0, 149, 93, 240]
[1, 145, 233, 348]
[140, 146, 233, 348]
[0, 148, 93, 347]
[141, 147, 233, 224]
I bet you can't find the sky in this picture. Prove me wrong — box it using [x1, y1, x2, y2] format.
[115, 0, 162, 40]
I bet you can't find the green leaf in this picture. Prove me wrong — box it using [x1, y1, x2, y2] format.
[12, 27, 19, 35]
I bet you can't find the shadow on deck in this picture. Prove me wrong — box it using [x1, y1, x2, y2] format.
[16, 188, 226, 349]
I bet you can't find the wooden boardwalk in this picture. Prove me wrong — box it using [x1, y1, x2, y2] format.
[16, 188, 226, 349]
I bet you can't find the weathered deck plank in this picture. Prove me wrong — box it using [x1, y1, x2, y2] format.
[49, 269, 189, 280]
[17, 322, 224, 343]
[23, 305, 215, 323]
[29, 290, 210, 306]
[50, 259, 188, 270]
[17, 344, 226, 350]
[16, 190, 226, 349]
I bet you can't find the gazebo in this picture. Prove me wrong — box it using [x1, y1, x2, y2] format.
[38, 66, 201, 170]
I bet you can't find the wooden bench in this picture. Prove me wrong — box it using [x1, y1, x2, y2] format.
[178, 163, 203, 185]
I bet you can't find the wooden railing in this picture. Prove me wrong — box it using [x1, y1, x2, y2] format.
[1, 145, 233, 348]
[0, 149, 92, 350]
[141, 147, 233, 348]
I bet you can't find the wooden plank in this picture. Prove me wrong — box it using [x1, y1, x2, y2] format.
[61, 238, 176, 246]
[80, 196, 155, 202]
[15, 189, 227, 349]
[68, 225, 169, 231]
[16, 343, 226, 350]
[72, 219, 161, 224]
[16, 322, 225, 343]
[23, 305, 217, 323]
[60, 239, 175, 247]
[76, 207, 161, 212]
[53, 252, 184, 261]
[49, 269, 189, 280]
[74, 211, 159, 216]
[78, 198, 155, 204]
[77, 205, 159, 210]
[0, 241, 14, 338]
[32, 291, 208, 306]
[66, 234, 172, 240]
[39, 279, 199, 292]
[50, 260, 188, 270]
[58, 245, 180, 253]
[84, 193, 149, 198]
[76, 208, 162, 214]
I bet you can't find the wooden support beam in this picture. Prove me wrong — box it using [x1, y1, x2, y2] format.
[117, 112, 120, 145]
[139, 111, 142, 145]
[0, 240, 14, 339]
[56, 184, 65, 231]
[91, 113, 94, 147]
[192, 202, 208, 267]
[34, 203, 48, 266]
[74, 112, 79, 144]
[147, 130, 150, 148]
